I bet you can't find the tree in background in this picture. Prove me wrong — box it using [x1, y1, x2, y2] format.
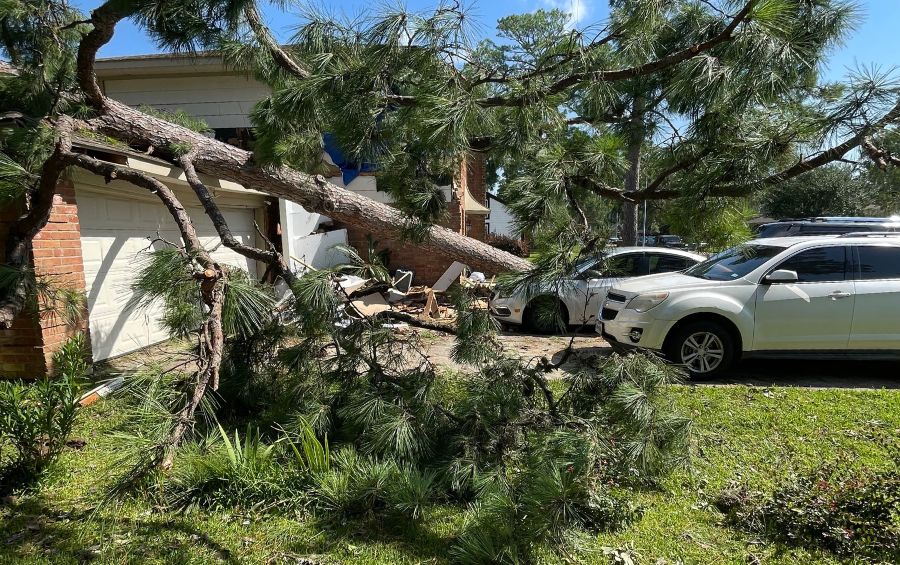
[483, 3, 863, 244]
[759, 164, 879, 219]
[861, 129, 900, 213]
[661, 197, 754, 250]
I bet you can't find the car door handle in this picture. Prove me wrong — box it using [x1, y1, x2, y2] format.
[829, 291, 852, 300]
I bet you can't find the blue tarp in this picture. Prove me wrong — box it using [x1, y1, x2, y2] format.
[323, 133, 378, 186]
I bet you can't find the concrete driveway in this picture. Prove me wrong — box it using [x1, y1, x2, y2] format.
[419, 329, 900, 390]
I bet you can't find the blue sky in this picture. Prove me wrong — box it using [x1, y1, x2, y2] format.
[74, 0, 899, 83]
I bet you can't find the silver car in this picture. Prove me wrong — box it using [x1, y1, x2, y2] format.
[489, 247, 705, 332]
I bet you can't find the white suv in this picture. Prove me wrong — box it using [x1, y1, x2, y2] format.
[597, 234, 900, 375]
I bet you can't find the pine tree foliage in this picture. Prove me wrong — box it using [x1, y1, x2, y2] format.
[109, 257, 692, 560]
[130, 246, 275, 339]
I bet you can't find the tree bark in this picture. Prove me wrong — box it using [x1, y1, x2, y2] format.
[621, 96, 645, 245]
[177, 153, 298, 285]
[0, 119, 72, 327]
[82, 99, 532, 275]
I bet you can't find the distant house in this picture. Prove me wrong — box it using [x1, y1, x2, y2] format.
[0, 53, 490, 376]
[485, 193, 516, 238]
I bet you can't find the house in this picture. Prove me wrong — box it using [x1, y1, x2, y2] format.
[0, 53, 490, 377]
[485, 193, 517, 238]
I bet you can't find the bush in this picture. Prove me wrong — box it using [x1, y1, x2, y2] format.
[485, 233, 529, 257]
[715, 459, 900, 562]
[0, 333, 88, 488]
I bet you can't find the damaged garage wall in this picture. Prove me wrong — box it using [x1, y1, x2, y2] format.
[278, 199, 349, 272]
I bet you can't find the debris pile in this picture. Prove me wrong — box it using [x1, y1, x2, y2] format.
[340, 262, 495, 331]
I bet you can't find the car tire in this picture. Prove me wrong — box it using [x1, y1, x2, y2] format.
[665, 321, 735, 377]
[523, 296, 568, 334]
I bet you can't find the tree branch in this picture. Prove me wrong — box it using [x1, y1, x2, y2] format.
[243, 2, 309, 79]
[65, 149, 227, 467]
[760, 99, 900, 186]
[643, 148, 712, 194]
[64, 151, 209, 259]
[75, 2, 130, 110]
[475, 1, 756, 107]
[0, 118, 73, 328]
[177, 151, 297, 284]
[862, 137, 900, 169]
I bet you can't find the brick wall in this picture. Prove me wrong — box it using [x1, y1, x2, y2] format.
[0, 198, 44, 377]
[0, 181, 91, 378]
[465, 153, 487, 242]
[342, 154, 489, 286]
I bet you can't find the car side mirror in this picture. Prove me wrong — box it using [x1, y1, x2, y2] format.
[581, 269, 604, 280]
[764, 269, 799, 283]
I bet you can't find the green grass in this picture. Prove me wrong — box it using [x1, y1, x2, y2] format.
[1, 384, 897, 564]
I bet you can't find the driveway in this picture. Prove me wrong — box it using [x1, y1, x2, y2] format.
[98, 330, 900, 391]
[419, 329, 900, 390]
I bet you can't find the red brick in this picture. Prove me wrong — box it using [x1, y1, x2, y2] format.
[0, 181, 91, 378]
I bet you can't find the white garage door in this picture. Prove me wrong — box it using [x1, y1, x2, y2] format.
[77, 187, 261, 360]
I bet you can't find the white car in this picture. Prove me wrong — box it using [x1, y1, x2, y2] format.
[597, 234, 900, 375]
[490, 247, 705, 332]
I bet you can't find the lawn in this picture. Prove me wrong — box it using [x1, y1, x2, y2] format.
[1, 382, 897, 564]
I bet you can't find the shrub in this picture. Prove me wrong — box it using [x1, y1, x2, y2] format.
[0, 333, 88, 488]
[485, 233, 529, 257]
[715, 459, 900, 562]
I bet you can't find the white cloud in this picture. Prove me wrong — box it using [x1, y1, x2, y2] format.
[538, 0, 589, 28]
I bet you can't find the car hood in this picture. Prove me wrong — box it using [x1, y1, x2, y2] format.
[610, 272, 736, 295]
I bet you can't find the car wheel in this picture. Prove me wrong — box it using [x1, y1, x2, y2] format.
[666, 321, 735, 376]
[523, 296, 568, 334]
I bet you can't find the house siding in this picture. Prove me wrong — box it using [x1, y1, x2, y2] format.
[486, 194, 516, 238]
[101, 75, 267, 129]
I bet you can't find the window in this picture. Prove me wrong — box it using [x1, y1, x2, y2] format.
[857, 246, 900, 280]
[603, 253, 647, 277]
[686, 244, 784, 281]
[648, 254, 693, 274]
[774, 246, 847, 282]
[756, 223, 798, 238]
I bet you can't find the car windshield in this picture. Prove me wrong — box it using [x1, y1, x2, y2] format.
[684, 244, 783, 281]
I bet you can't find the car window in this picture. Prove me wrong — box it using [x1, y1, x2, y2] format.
[648, 253, 693, 274]
[774, 246, 847, 282]
[685, 244, 784, 281]
[603, 253, 647, 277]
[756, 224, 797, 238]
[857, 246, 900, 280]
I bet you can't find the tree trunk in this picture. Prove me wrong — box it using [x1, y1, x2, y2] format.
[0, 121, 72, 327]
[621, 96, 645, 245]
[82, 100, 531, 276]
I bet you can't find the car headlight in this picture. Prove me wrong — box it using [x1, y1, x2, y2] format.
[626, 292, 669, 313]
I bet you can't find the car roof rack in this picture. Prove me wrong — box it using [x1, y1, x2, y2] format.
[773, 217, 898, 224]
[836, 232, 900, 238]
[809, 216, 897, 223]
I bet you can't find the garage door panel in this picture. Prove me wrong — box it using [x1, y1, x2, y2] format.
[77, 190, 262, 360]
